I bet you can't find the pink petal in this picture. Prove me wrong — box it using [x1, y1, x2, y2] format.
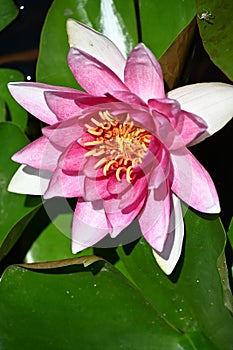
[74, 95, 115, 109]
[128, 108, 156, 134]
[173, 110, 207, 146]
[77, 133, 96, 149]
[82, 156, 100, 178]
[153, 193, 184, 275]
[154, 114, 186, 151]
[67, 19, 126, 81]
[150, 99, 207, 146]
[124, 43, 165, 102]
[168, 82, 233, 144]
[44, 91, 86, 120]
[8, 82, 78, 125]
[148, 98, 181, 123]
[119, 175, 148, 210]
[107, 91, 146, 106]
[104, 189, 146, 238]
[68, 48, 128, 95]
[170, 148, 220, 213]
[107, 175, 131, 195]
[148, 145, 170, 189]
[59, 141, 87, 174]
[72, 199, 110, 253]
[44, 167, 84, 199]
[12, 136, 61, 171]
[42, 117, 84, 149]
[83, 176, 115, 201]
[139, 181, 170, 252]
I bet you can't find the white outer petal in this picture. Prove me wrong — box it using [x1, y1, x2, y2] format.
[152, 194, 184, 275]
[8, 165, 51, 196]
[66, 19, 126, 81]
[168, 83, 233, 144]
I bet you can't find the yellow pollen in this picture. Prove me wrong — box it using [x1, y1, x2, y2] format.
[84, 110, 152, 183]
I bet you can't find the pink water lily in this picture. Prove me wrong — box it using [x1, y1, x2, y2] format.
[8, 20, 233, 274]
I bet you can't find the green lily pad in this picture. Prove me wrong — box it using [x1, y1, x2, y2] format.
[24, 209, 93, 263]
[0, 97, 6, 121]
[0, 258, 217, 349]
[0, 0, 18, 31]
[139, 0, 196, 58]
[0, 69, 27, 130]
[116, 208, 233, 349]
[36, 0, 138, 87]
[196, 0, 233, 81]
[0, 122, 41, 261]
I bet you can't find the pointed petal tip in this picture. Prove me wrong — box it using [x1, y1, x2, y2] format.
[204, 201, 221, 214]
[72, 239, 90, 254]
[71, 241, 82, 254]
[66, 19, 84, 48]
[152, 195, 184, 275]
[152, 250, 173, 275]
[66, 18, 125, 81]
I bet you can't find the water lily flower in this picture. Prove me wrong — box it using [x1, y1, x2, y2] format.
[8, 20, 233, 274]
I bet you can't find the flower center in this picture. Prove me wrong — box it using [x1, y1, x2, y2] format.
[84, 111, 152, 183]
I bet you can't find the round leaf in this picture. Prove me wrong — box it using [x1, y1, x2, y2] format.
[0, 259, 216, 349]
[117, 209, 233, 349]
[196, 0, 233, 81]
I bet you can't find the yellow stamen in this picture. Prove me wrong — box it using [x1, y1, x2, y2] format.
[84, 110, 152, 182]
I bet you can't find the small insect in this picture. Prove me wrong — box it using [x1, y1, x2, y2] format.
[198, 9, 215, 24]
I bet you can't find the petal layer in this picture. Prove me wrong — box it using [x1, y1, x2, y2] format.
[68, 48, 128, 95]
[153, 194, 184, 275]
[170, 148, 220, 213]
[8, 82, 79, 125]
[139, 182, 170, 252]
[67, 19, 126, 80]
[12, 136, 61, 171]
[44, 167, 84, 199]
[124, 43, 165, 102]
[8, 165, 51, 195]
[168, 83, 233, 144]
[72, 199, 110, 252]
[44, 91, 85, 120]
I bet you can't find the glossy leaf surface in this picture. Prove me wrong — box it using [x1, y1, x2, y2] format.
[0, 122, 41, 260]
[24, 209, 93, 263]
[138, 0, 196, 58]
[117, 209, 233, 349]
[0, 258, 217, 349]
[0, 0, 18, 31]
[0, 69, 27, 130]
[196, 0, 233, 80]
[0, 97, 6, 121]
